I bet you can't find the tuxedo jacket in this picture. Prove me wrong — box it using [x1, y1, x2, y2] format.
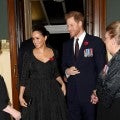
[62, 33, 107, 103]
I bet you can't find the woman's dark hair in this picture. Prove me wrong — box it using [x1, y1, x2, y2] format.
[32, 25, 49, 37]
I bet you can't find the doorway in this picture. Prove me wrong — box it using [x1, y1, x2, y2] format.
[8, 0, 106, 109]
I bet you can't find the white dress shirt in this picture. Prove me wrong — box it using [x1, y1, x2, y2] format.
[65, 31, 86, 79]
[73, 31, 86, 53]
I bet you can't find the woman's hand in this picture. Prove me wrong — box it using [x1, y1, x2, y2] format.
[61, 83, 66, 96]
[19, 97, 27, 107]
[56, 76, 67, 96]
[3, 105, 21, 120]
[90, 90, 99, 104]
[10, 108, 21, 120]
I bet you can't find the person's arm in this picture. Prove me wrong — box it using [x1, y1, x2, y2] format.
[18, 38, 34, 80]
[19, 86, 27, 107]
[65, 66, 80, 77]
[3, 105, 21, 120]
[93, 37, 107, 74]
[62, 41, 80, 79]
[19, 52, 31, 107]
[90, 89, 99, 104]
[52, 50, 66, 95]
[0, 75, 21, 119]
[62, 41, 69, 76]
[56, 76, 66, 96]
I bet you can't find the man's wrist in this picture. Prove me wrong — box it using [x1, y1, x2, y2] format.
[65, 69, 70, 78]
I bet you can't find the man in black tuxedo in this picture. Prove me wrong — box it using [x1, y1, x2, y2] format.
[62, 11, 107, 120]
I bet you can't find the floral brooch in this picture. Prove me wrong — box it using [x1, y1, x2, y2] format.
[83, 41, 89, 46]
[49, 57, 55, 61]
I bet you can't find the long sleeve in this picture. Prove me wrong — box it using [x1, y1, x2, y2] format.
[18, 38, 34, 80]
[93, 37, 107, 74]
[53, 49, 61, 79]
[0, 75, 9, 110]
[62, 41, 68, 74]
[62, 40, 73, 76]
[20, 52, 31, 86]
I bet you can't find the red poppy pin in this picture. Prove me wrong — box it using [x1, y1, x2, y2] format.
[49, 57, 55, 61]
[83, 41, 89, 46]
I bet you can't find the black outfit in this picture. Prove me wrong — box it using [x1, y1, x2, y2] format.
[96, 50, 120, 120]
[20, 50, 67, 120]
[0, 75, 11, 120]
[18, 38, 34, 80]
[18, 38, 52, 80]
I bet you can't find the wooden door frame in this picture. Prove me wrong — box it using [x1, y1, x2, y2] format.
[93, 0, 106, 38]
[85, 0, 106, 38]
[7, 0, 19, 109]
[8, 0, 106, 109]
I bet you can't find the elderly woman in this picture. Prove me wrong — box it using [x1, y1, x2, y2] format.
[91, 21, 120, 120]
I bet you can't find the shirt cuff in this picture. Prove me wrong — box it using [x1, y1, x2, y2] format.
[65, 70, 70, 78]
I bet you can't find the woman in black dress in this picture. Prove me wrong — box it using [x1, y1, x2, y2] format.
[0, 75, 21, 120]
[19, 25, 68, 120]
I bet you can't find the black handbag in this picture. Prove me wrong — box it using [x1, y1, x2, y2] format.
[21, 106, 31, 120]
[21, 93, 32, 120]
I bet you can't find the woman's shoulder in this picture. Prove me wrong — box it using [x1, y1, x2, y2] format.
[48, 47, 58, 58]
[22, 51, 33, 64]
[0, 75, 4, 81]
[0, 75, 5, 86]
[23, 50, 33, 58]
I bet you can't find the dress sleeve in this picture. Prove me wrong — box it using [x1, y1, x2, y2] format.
[53, 50, 61, 78]
[20, 51, 31, 86]
[0, 75, 9, 110]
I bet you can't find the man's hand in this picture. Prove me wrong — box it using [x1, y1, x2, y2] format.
[65, 66, 80, 76]
[90, 90, 99, 104]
